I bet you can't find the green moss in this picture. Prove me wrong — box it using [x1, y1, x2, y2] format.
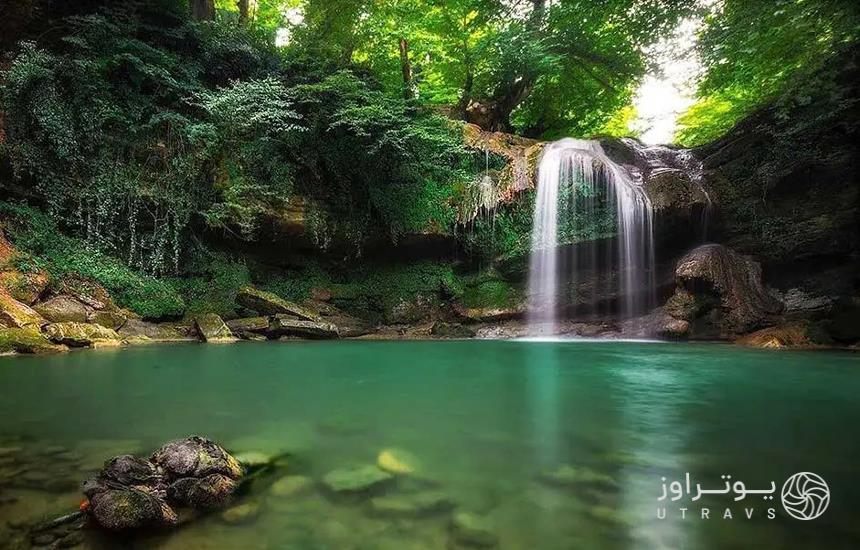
[0, 202, 185, 320]
[170, 254, 251, 318]
[460, 278, 523, 310]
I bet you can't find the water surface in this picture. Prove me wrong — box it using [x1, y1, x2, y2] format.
[1, 341, 858, 548]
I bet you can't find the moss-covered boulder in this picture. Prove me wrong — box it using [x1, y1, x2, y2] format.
[0, 327, 66, 354]
[118, 319, 195, 344]
[193, 313, 236, 343]
[43, 322, 122, 348]
[226, 316, 270, 339]
[33, 295, 90, 323]
[269, 315, 338, 339]
[151, 436, 243, 510]
[0, 291, 44, 329]
[88, 309, 129, 330]
[82, 437, 243, 531]
[236, 287, 321, 321]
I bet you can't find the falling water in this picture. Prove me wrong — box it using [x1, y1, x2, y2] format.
[527, 139, 655, 335]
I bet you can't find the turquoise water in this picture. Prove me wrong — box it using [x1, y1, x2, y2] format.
[1, 340, 859, 548]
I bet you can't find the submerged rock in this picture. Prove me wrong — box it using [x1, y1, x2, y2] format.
[43, 322, 122, 348]
[0, 327, 66, 354]
[450, 512, 498, 548]
[370, 490, 454, 517]
[33, 295, 90, 323]
[539, 464, 617, 489]
[220, 501, 261, 525]
[322, 465, 393, 494]
[236, 287, 321, 321]
[193, 313, 236, 343]
[377, 448, 421, 475]
[270, 475, 313, 497]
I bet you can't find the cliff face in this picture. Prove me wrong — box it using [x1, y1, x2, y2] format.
[694, 49, 859, 312]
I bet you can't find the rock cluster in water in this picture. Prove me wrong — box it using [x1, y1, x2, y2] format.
[83, 436, 243, 530]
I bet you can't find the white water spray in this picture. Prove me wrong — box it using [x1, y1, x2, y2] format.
[527, 139, 656, 335]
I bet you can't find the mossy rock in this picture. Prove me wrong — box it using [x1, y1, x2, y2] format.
[0, 292, 44, 329]
[236, 287, 321, 321]
[194, 313, 236, 343]
[33, 295, 90, 323]
[43, 322, 122, 348]
[322, 465, 393, 494]
[0, 327, 66, 354]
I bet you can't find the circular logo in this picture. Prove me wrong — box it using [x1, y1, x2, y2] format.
[781, 472, 830, 520]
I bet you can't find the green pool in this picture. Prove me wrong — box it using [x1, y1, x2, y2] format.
[1, 340, 858, 548]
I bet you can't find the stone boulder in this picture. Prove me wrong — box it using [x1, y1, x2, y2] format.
[737, 323, 830, 349]
[667, 244, 783, 337]
[118, 319, 195, 343]
[0, 327, 66, 354]
[193, 313, 236, 343]
[621, 309, 690, 340]
[226, 316, 271, 339]
[236, 287, 320, 321]
[33, 295, 90, 323]
[43, 322, 122, 348]
[454, 303, 526, 323]
[88, 309, 129, 330]
[82, 437, 242, 531]
[0, 291, 44, 329]
[57, 274, 115, 311]
[269, 315, 338, 339]
[149, 437, 243, 511]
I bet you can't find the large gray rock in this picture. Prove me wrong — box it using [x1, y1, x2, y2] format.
[270, 315, 338, 339]
[33, 295, 90, 323]
[226, 316, 270, 338]
[194, 313, 236, 343]
[667, 244, 783, 336]
[236, 287, 321, 321]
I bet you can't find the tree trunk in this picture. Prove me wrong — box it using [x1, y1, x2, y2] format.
[191, 0, 215, 21]
[237, 0, 249, 23]
[398, 37, 415, 100]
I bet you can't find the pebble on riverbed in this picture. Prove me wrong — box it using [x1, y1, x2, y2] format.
[322, 465, 394, 494]
[450, 511, 498, 548]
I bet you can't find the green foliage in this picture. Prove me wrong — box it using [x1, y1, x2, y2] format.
[0, 202, 185, 319]
[286, 71, 473, 244]
[676, 0, 860, 146]
[169, 252, 251, 317]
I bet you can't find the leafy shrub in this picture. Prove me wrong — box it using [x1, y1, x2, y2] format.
[0, 202, 185, 319]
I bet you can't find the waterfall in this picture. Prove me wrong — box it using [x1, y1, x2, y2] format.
[527, 139, 655, 335]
